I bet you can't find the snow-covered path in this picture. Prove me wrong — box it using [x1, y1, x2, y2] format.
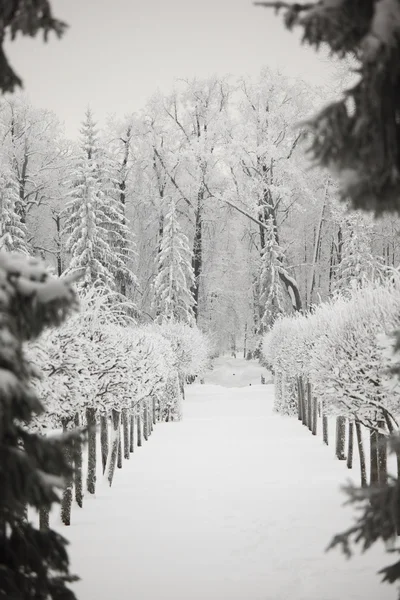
[64, 359, 392, 600]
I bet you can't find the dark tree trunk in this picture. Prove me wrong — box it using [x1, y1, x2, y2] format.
[307, 381, 312, 432]
[137, 408, 142, 446]
[297, 377, 302, 421]
[86, 407, 97, 495]
[39, 506, 49, 530]
[152, 397, 156, 425]
[143, 405, 148, 441]
[355, 421, 367, 487]
[191, 189, 204, 321]
[347, 421, 354, 469]
[377, 419, 387, 485]
[100, 414, 109, 474]
[61, 419, 73, 526]
[122, 408, 130, 460]
[312, 395, 318, 436]
[336, 416, 346, 460]
[322, 414, 329, 445]
[370, 428, 379, 485]
[130, 409, 135, 453]
[74, 412, 83, 507]
[117, 417, 123, 469]
[107, 409, 120, 487]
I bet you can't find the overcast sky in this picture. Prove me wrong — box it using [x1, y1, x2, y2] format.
[5, 0, 336, 137]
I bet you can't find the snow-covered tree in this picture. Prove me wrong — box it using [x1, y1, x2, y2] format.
[153, 198, 195, 324]
[63, 110, 117, 290]
[0, 163, 28, 253]
[0, 252, 82, 600]
[259, 215, 289, 332]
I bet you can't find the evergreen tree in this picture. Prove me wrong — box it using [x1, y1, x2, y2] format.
[97, 135, 138, 298]
[333, 212, 382, 294]
[259, 216, 288, 332]
[64, 110, 116, 290]
[256, 0, 400, 214]
[0, 2, 67, 94]
[0, 164, 28, 254]
[0, 252, 83, 599]
[153, 198, 195, 324]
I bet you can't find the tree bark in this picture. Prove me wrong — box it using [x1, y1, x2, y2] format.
[39, 506, 49, 530]
[117, 419, 123, 469]
[100, 413, 109, 474]
[122, 407, 130, 460]
[355, 421, 367, 487]
[86, 407, 97, 495]
[377, 419, 387, 485]
[307, 381, 312, 432]
[336, 416, 346, 460]
[322, 414, 329, 445]
[347, 421, 354, 469]
[74, 412, 83, 507]
[130, 410, 135, 453]
[137, 408, 142, 447]
[297, 376, 302, 421]
[143, 405, 148, 441]
[312, 395, 318, 436]
[370, 428, 379, 485]
[61, 419, 73, 526]
[106, 409, 120, 487]
[152, 396, 156, 425]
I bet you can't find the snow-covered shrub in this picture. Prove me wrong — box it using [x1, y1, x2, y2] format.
[310, 282, 400, 426]
[263, 279, 400, 425]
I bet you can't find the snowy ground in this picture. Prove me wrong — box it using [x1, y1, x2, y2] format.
[61, 358, 395, 600]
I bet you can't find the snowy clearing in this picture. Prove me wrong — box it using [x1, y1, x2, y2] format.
[61, 359, 393, 600]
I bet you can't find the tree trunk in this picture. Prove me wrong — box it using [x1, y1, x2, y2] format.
[122, 408, 130, 460]
[74, 412, 83, 507]
[312, 395, 318, 436]
[86, 407, 97, 495]
[137, 408, 142, 446]
[106, 409, 120, 487]
[39, 506, 49, 530]
[377, 419, 387, 485]
[347, 421, 354, 469]
[191, 190, 203, 321]
[143, 405, 148, 441]
[297, 376, 302, 421]
[61, 419, 73, 526]
[152, 397, 156, 425]
[130, 410, 135, 453]
[370, 428, 379, 485]
[307, 381, 312, 432]
[322, 414, 329, 445]
[117, 417, 123, 469]
[336, 416, 346, 460]
[149, 407, 153, 434]
[100, 413, 109, 474]
[355, 421, 367, 487]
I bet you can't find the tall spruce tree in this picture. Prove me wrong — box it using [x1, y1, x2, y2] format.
[0, 252, 84, 600]
[64, 110, 116, 291]
[153, 198, 196, 324]
[257, 0, 400, 591]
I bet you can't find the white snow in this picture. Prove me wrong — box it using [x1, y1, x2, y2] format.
[60, 358, 394, 600]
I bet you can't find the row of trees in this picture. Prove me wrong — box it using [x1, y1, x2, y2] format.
[28, 287, 209, 526]
[262, 278, 400, 580]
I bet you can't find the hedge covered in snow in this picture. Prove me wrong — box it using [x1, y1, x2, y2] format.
[262, 280, 400, 427]
[26, 287, 210, 523]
